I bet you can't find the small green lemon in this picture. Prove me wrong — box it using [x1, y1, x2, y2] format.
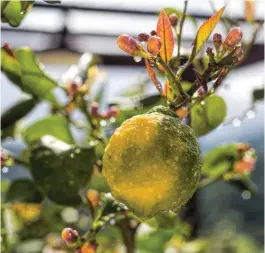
[103, 106, 201, 220]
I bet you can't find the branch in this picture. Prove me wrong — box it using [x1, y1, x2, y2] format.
[177, 0, 189, 60]
[157, 57, 186, 96]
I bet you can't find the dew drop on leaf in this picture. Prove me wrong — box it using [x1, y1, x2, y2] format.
[133, 56, 142, 62]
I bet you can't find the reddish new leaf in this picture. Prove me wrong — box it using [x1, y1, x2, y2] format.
[190, 6, 225, 62]
[145, 59, 163, 95]
[164, 80, 170, 98]
[164, 80, 174, 101]
[156, 10, 174, 63]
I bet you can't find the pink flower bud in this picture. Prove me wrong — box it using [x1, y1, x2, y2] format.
[224, 27, 243, 48]
[197, 86, 206, 96]
[137, 33, 150, 42]
[169, 13, 178, 27]
[91, 102, 100, 117]
[147, 36, 162, 55]
[61, 228, 79, 245]
[81, 242, 98, 253]
[117, 34, 142, 56]
[107, 106, 119, 118]
[150, 30, 157, 36]
[213, 33, 222, 50]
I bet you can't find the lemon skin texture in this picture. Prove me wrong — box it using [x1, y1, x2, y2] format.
[103, 106, 201, 220]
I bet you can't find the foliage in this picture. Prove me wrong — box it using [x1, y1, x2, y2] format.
[1, 1, 263, 253]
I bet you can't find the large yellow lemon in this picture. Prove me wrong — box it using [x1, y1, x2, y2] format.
[103, 106, 201, 220]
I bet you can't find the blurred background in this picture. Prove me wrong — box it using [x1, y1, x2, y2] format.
[1, 0, 264, 252]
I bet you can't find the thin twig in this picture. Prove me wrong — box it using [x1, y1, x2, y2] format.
[177, 0, 189, 60]
[199, 176, 220, 188]
[157, 57, 186, 96]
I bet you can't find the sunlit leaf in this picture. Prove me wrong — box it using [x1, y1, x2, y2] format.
[1, 46, 60, 105]
[190, 6, 225, 61]
[202, 144, 239, 177]
[144, 59, 163, 95]
[191, 95, 226, 136]
[156, 10, 174, 63]
[1, 1, 34, 27]
[30, 136, 96, 206]
[23, 115, 75, 145]
[245, 0, 255, 23]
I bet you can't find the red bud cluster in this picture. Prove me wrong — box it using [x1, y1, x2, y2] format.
[233, 145, 256, 174]
[90, 102, 119, 119]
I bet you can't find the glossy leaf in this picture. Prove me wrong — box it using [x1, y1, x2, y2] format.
[1, 97, 37, 130]
[245, 0, 255, 23]
[202, 144, 239, 177]
[156, 10, 174, 63]
[6, 179, 43, 203]
[144, 59, 163, 95]
[1, 46, 60, 105]
[1, 1, 34, 27]
[191, 95, 227, 136]
[29, 136, 96, 206]
[23, 115, 75, 145]
[190, 6, 225, 61]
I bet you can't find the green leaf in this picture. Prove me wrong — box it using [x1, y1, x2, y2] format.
[181, 81, 193, 92]
[1, 97, 37, 130]
[1, 46, 60, 105]
[6, 179, 43, 203]
[145, 212, 178, 229]
[87, 173, 110, 193]
[15, 48, 59, 104]
[1, 1, 34, 27]
[1, 46, 22, 87]
[189, 6, 225, 62]
[252, 88, 264, 103]
[23, 115, 75, 145]
[140, 94, 162, 107]
[29, 136, 96, 206]
[202, 144, 239, 177]
[191, 95, 227, 136]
